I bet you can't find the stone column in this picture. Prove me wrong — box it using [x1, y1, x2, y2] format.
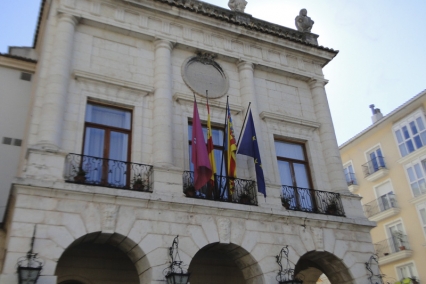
[153, 39, 174, 167]
[37, 13, 78, 150]
[237, 61, 276, 205]
[309, 79, 348, 193]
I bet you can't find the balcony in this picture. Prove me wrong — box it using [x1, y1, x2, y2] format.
[64, 153, 153, 192]
[363, 194, 400, 222]
[281, 185, 345, 217]
[374, 234, 412, 265]
[362, 156, 389, 182]
[182, 171, 257, 206]
[345, 172, 359, 192]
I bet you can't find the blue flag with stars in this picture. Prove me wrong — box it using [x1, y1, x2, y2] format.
[237, 110, 266, 197]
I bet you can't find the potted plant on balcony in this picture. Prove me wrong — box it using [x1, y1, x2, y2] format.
[184, 184, 196, 197]
[132, 176, 147, 191]
[239, 191, 251, 204]
[325, 197, 339, 215]
[394, 231, 406, 250]
[281, 196, 292, 209]
[73, 166, 87, 183]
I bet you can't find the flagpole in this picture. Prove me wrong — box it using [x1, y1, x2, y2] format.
[236, 102, 251, 147]
[219, 96, 229, 199]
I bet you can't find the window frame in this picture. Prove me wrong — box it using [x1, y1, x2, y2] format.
[275, 139, 313, 189]
[395, 262, 418, 281]
[373, 179, 395, 211]
[416, 201, 426, 241]
[404, 159, 426, 198]
[393, 109, 426, 158]
[365, 145, 386, 171]
[82, 102, 133, 184]
[343, 161, 357, 186]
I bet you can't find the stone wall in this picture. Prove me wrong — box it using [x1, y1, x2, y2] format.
[0, 184, 374, 283]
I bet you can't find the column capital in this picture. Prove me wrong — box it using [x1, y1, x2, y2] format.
[237, 60, 254, 72]
[308, 78, 328, 89]
[57, 13, 79, 27]
[154, 39, 175, 51]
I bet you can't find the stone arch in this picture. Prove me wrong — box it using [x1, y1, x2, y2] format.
[55, 231, 151, 284]
[188, 242, 264, 284]
[294, 251, 354, 284]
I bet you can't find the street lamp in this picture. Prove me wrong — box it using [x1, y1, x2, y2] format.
[276, 245, 303, 284]
[17, 225, 43, 284]
[164, 236, 190, 284]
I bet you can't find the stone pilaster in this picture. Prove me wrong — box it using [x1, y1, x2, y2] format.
[309, 79, 348, 193]
[153, 39, 174, 167]
[237, 61, 276, 204]
[37, 13, 78, 151]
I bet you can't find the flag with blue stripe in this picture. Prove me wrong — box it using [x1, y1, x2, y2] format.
[237, 110, 266, 197]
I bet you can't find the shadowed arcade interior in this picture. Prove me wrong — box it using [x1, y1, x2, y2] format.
[188, 243, 261, 284]
[56, 232, 145, 284]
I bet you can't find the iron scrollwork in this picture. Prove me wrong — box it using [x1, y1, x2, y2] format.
[281, 185, 345, 217]
[365, 254, 386, 284]
[64, 153, 153, 192]
[276, 245, 302, 284]
[183, 171, 257, 206]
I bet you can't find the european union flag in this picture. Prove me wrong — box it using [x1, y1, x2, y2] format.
[237, 110, 266, 197]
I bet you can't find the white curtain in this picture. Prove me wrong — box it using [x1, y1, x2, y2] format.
[86, 104, 131, 129]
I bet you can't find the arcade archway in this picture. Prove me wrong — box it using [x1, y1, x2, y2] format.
[295, 251, 353, 284]
[188, 243, 263, 284]
[56, 232, 145, 284]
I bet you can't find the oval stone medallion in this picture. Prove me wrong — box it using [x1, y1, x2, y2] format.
[182, 54, 229, 98]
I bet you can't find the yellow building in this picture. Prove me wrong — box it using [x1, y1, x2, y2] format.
[340, 90, 426, 284]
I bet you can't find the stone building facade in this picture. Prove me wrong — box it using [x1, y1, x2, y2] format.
[0, 0, 376, 283]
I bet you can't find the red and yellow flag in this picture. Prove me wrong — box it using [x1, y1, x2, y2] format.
[226, 102, 237, 193]
[206, 101, 217, 182]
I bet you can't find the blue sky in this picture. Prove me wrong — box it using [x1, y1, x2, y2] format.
[1, 0, 426, 145]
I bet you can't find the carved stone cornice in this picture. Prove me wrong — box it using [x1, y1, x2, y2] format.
[129, 0, 332, 50]
[259, 111, 320, 129]
[73, 69, 154, 94]
[0, 54, 37, 72]
[173, 92, 243, 114]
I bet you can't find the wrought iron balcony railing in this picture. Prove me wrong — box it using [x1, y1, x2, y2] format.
[182, 171, 257, 206]
[363, 194, 398, 218]
[281, 185, 345, 217]
[64, 153, 153, 192]
[374, 234, 411, 257]
[345, 172, 358, 186]
[362, 156, 386, 177]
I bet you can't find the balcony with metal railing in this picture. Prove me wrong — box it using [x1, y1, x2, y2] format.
[362, 156, 389, 182]
[64, 153, 153, 192]
[182, 171, 257, 206]
[374, 234, 412, 265]
[280, 185, 345, 217]
[363, 194, 400, 222]
[345, 172, 359, 192]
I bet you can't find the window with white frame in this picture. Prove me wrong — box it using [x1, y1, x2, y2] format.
[375, 181, 395, 212]
[417, 202, 426, 238]
[396, 263, 417, 280]
[385, 222, 410, 254]
[394, 110, 426, 157]
[343, 163, 357, 185]
[405, 161, 426, 197]
[365, 147, 386, 174]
